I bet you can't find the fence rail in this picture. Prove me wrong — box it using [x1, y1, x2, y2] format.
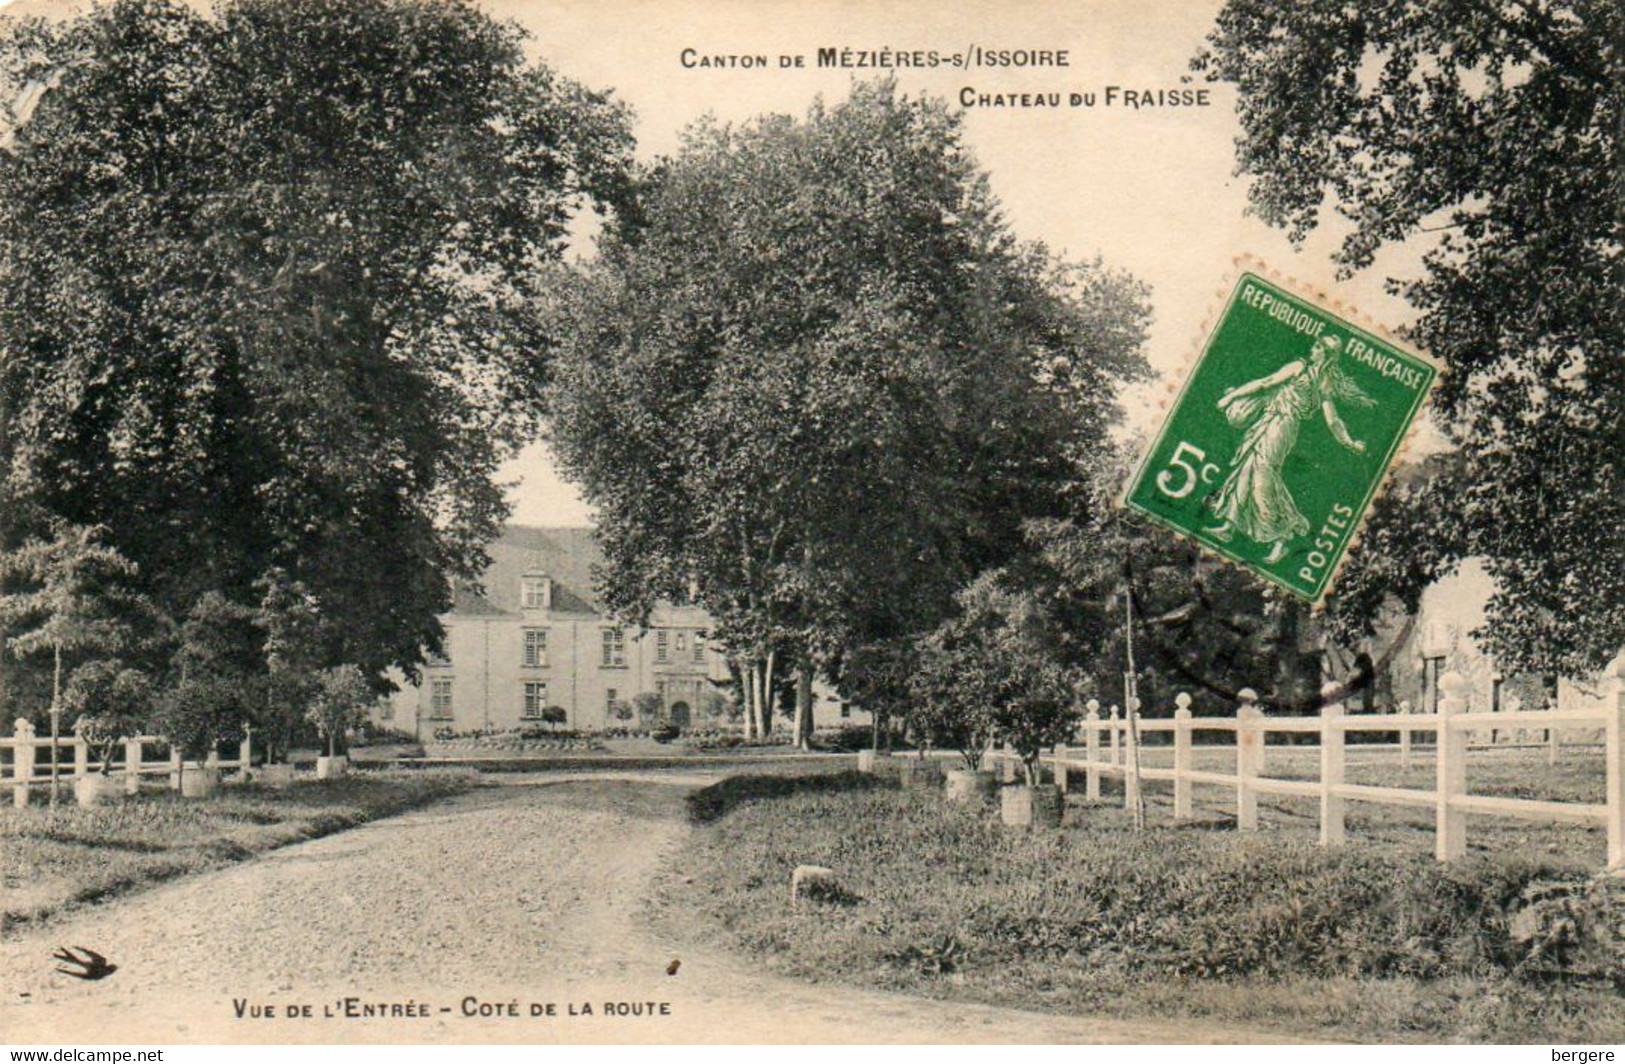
[0, 718, 253, 806]
[994, 657, 1625, 875]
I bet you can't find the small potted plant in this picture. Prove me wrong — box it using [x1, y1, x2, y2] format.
[909, 626, 998, 804]
[159, 676, 246, 798]
[65, 662, 153, 806]
[995, 681, 1076, 830]
[308, 665, 372, 780]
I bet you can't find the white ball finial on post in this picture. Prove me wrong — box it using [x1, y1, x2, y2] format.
[1436, 670, 1468, 860]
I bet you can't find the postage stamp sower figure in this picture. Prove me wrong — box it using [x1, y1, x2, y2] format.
[1125, 269, 1439, 601]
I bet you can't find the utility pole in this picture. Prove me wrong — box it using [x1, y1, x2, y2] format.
[1123, 584, 1146, 830]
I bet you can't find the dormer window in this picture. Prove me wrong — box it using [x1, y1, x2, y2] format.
[521, 574, 551, 610]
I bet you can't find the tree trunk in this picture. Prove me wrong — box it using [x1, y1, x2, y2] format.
[743, 662, 759, 740]
[759, 650, 777, 737]
[793, 664, 814, 750]
[49, 641, 61, 806]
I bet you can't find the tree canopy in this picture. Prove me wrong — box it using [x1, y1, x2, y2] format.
[1196, 0, 1622, 677]
[0, 0, 633, 681]
[546, 80, 1149, 734]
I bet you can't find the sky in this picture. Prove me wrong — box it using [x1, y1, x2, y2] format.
[0, 0, 1442, 529]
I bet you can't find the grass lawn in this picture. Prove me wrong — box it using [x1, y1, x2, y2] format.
[656, 753, 1624, 1044]
[1, 768, 478, 932]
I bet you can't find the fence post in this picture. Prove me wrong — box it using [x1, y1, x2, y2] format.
[239, 726, 253, 781]
[169, 746, 183, 791]
[1123, 697, 1140, 813]
[1319, 684, 1346, 847]
[1236, 688, 1260, 831]
[1084, 700, 1101, 801]
[1054, 742, 1069, 793]
[72, 720, 89, 780]
[1397, 699, 1412, 771]
[1108, 705, 1121, 767]
[1173, 692, 1193, 820]
[13, 718, 34, 808]
[1605, 652, 1624, 874]
[1548, 710, 1560, 767]
[1435, 670, 1468, 861]
[999, 740, 1017, 783]
[124, 737, 142, 796]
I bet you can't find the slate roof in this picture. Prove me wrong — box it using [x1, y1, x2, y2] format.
[450, 526, 604, 617]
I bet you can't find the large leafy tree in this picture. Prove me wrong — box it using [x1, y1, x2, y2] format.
[1195, 0, 1622, 677]
[0, 0, 632, 679]
[547, 80, 1149, 740]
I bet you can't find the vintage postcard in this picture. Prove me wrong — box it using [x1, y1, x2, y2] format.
[0, 0, 1616, 1051]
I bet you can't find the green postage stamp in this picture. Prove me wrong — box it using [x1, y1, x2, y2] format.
[1124, 265, 1440, 602]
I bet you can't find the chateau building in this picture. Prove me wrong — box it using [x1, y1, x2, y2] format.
[378, 526, 859, 735]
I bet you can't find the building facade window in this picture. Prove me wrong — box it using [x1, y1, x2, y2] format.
[521, 575, 550, 610]
[601, 627, 626, 668]
[606, 688, 618, 710]
[655, 630, 670, 663]
[522, 681, 548, 718]
[523, 628, 548, 667]
[693, 631, 706, 663]
[430, 678, 454, 718]
[839, 700, 851, 719]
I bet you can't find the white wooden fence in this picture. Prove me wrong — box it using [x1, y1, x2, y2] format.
[996, 656, 1625, 875]
[1, 718, 253, 807]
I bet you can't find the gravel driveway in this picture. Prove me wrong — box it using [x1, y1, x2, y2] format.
[0, 772, 1310, 1044]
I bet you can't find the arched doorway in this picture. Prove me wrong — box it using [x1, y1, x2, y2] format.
[670, 701, 691, 729]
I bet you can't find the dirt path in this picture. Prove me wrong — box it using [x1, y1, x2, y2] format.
[0, 774, 1317, 1044]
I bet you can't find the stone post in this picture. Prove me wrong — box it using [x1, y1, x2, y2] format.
[1236, 688, 1261, 831]
[169, 747, 183, 792]
[1319, 684, 1346, 846]
[1107, 705, 1120, 767]
[72, 720, 89, 779]
[124, 737, 142, 796]
[1084, 700, 1101, 801]
[1398, 699, 1412, 772]
[1435, 671, 1468, 861]
[13, 718, 34, 808]
[1054, 743, 1069, 793]
[1173, 692, 1193, 820]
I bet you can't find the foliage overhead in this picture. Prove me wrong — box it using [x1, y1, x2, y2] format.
[547, 80, 1150, 706]
[1196, 0, 1622, 677]
[0, 0, 633, 680]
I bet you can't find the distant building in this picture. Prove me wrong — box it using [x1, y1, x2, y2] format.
[377, 526, 863, 736]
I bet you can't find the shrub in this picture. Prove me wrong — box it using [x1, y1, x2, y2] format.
[354, 722, 418, 746]
[633, 692, 665, 727]
[911, 572, 1078, 779]
[815, 724, 883, 753]
[158, 675, 249, 764]
[65, 661, 154, 774]
[306, 665, 374, 757]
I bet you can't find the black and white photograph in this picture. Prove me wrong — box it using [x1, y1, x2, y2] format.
[0, 0, 1618, 1048]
